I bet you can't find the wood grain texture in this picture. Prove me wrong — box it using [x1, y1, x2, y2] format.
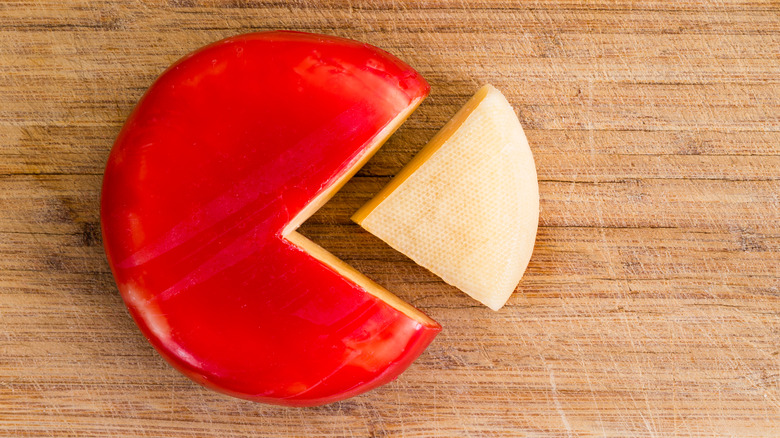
[1, 0, 778, 436]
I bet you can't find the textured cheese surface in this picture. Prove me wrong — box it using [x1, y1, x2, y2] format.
[354, 85, 539, 311]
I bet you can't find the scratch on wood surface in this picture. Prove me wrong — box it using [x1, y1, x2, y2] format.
[546, 363, 573, 437]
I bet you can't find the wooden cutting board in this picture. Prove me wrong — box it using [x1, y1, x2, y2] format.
[1, 1, 778, 436]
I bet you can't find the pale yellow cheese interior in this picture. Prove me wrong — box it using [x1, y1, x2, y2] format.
[353, 85, 539, 311]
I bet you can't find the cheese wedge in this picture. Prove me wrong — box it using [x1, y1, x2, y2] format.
[352, 84, 539, 310]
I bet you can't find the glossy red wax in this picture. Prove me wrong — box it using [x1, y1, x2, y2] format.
[101, 31, 440, 406]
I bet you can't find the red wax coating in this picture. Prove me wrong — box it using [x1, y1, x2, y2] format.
[101, 31, 440, 406]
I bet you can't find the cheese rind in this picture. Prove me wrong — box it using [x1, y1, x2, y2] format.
[353, 85, 539, 311]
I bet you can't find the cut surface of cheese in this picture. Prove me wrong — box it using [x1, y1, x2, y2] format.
[353, 84, 539, 311]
